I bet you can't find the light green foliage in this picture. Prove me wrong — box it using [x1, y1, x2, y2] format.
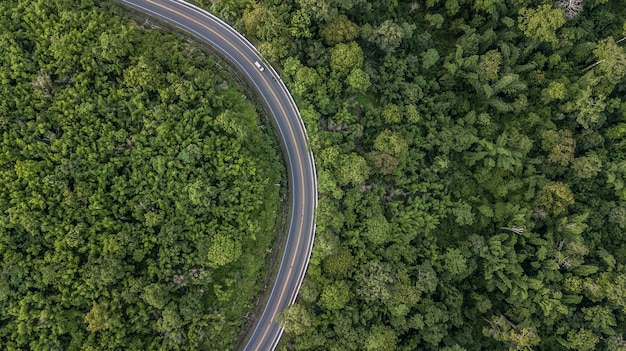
[422, 48, 440, 69]
[34, 0, 626, 349]
[425, 13, 445, 29]
[445, 0, 460, 15]
[478, 49, 502, 81]
[364, 325, 397, 351]
[296, 0, 336, 22]
[123, 56, 160, 89]
[356, 261, 396, 302]
[371, 19, 405, 53]
[347, 68, 371, 93]
[290, 9, 313, 38]
[330, 41, 364, 74]
[474, 0, 499, 15]
[209, 0, 255, 20]
[541, 129, 576, 166]
[323, 246, 355, 278]
[592, 37, 626, 86]
[442, 248, 469, 277]
[543, 81, 567, 100]
[382, 103, 402, 124]
[373, 130, 409, 158]
[364, 214, 392, 244]
[319, 280, 351, 310]
[483, 316, 541, 350]
[242, 4, 282, 41]
[572, 153, 602, 179]
[279, 304, 313, 335]
[156, 305, 183, 333]
[452, 201, 474, 225]
[606, 335, 626, 351]
[336, 153, 370, 185]
[320, 14, 359, 45]
[142, 283, 170, 309]
[571, 86, 607, 129]
[207, 234, 243, 268]
[536, 182, 575, 216]
[567, 328, 599, 351]
[294, 65, 322, 97]
[582, 306, 616, 334]
[84, 302, 113, 333]
[0, 2, 283, 349]
[518, 5, 566, 44]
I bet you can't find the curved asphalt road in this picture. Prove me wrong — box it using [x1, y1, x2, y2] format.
[113, 1, 317, 350]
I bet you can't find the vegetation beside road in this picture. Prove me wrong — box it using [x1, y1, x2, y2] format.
[198, 0, 626, 350]
[0, 1, 284, 350]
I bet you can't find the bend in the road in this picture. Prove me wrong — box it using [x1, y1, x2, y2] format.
[113, 1, 317, 351]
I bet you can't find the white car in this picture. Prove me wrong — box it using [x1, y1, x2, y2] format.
[254, 61, 264, 71]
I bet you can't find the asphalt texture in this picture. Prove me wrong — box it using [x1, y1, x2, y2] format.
[114, 1, 318, 350]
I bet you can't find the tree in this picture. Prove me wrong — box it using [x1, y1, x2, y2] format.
[98, 29, 133, 63]
[425, 13, 444, 29]
[329, 41, 364, 74]
[422, 48, 440, 69]
[441, 248, 469, 279]
[323, 246, 355, 278]
[335, 153, 370, 186]
[543, 81, 567, 101]
[290, 9, 313, 39]
[206, 233, 242, 268]
[518, 5, 566, 44]
[582, 306, 616, 335]
[536, 182, 575, 216]
[346, 68, 371, 94]
[356, 261, 396, 303]
[84, 302, 113, 332]
[278, 303, 313, 335]
[319, 14, 359, 45]
[319, 280, 351, 310]
[590, 37, 626, 94]
[474, 0, 500, 15]
[483, 316, 541, 350]
[478, 49, 502, 81]
[242, 4, 282, 41]
[382, 103, 402, 124]
[123, 56, 160, 90]
[567, 328, 599, 351]
[541, 129, 576, 166]
[370, 20, 405, 53]
[373, 130, 409, 159]
[571, 153, 602, 179]
[156, 304, 183, 333]
[141, 283, 169, 309]
[606, 335, 626, 351]
[363, 214, 392, 245]
[570, 86, 607, 129]
[295, 0, 335, 22]
[364, 324, 397, 351]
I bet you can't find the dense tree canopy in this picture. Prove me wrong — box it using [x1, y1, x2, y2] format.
[188, 0, 626, 349]
[7, 0, 626, 349]
[0, 1, 284, 350]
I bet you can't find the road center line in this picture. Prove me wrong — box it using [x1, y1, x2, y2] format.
[134, 1, 310, 349]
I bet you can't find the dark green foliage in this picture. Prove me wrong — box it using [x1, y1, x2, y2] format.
[202, 0, 626, 350]
[0, 1, 283, 350]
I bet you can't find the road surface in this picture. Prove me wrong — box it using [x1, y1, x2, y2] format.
[113, 1, 317, 350]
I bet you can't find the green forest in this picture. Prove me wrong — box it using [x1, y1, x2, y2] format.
[3, 0, 626, 350]
[0, 1, 285, 350]
[194, 0, 626, 350]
